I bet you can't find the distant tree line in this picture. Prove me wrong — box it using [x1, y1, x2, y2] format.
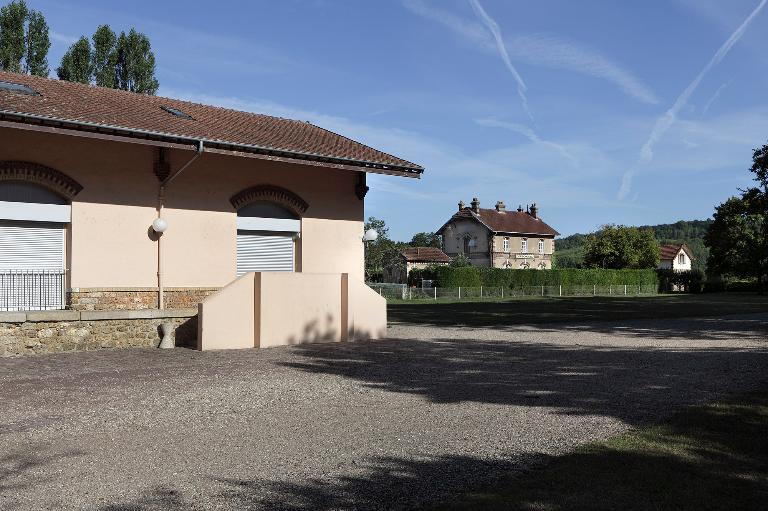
[0, 0, 158, 94]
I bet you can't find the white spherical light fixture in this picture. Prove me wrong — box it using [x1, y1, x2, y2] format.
[152, 217, 168, 234]
[363, 228, 378, 242]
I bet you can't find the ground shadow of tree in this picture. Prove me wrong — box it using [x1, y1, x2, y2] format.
[104, 390, 768, 510]
[0, 448, 85, 510]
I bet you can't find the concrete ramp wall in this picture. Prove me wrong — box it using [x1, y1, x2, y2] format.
[198, 273, 386, 350]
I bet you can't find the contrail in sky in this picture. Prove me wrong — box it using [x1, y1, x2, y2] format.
[618, 0, 767, 199]
[468, 0, 534, 123]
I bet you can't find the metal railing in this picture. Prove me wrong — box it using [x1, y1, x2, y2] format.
[367, 284, 659, 302]
[0, 270, 67, 311]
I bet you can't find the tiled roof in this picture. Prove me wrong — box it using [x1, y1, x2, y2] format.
[660, 243, 694, 261]
[0, 71, 423, 175]
[401, 247, 450, 263]
[440, 207, 559, 236]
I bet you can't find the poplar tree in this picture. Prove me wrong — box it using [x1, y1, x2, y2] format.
[56, 36, 91, 83]
[0, 0, 28, 72]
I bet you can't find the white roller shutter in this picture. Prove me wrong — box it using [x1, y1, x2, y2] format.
[237, 231, 294, 275]
[0, 220, 66, 311]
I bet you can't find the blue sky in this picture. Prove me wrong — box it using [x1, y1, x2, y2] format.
[32, 0, 768, 240]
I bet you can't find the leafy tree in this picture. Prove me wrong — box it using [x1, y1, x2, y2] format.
[57, 36, 91, 83]
[449, 254, 472, 267]
[583, 224, 659, 269]
[114, 28, 158, 94]
[0, 0, 26, 72]
[23, 8, 48, 76]
[409, 231, 442, 248]
[0, 0, 49, 76]
[364, 217, 395, 282]
[91, 24, 117, 88]
[705, 142, 768, 292]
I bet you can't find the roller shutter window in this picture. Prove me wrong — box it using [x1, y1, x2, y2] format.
[0, 220, 65, 311]
[236, 231, 294, 275]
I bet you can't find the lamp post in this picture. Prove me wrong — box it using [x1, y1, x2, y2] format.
[362, 229, 378, 282]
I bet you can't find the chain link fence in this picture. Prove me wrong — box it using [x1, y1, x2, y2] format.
[367, 283, 659, 302]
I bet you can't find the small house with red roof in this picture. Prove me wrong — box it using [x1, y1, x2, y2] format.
[384, 247, 450, 283]
[658, 243, 694, 271]
[436, 198, 559, 269]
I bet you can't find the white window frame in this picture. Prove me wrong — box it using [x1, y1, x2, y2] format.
[503, 237, 509, 252]
[521, 238, 528, 253]
[538, 239, 545, 254]
[678, 252, 686, 265]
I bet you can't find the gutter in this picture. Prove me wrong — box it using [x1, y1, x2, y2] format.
[0, 109, 424, 177]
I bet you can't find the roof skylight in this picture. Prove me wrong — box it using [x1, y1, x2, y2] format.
[0, 80, 38, 95]
[160, 105, 193, 120]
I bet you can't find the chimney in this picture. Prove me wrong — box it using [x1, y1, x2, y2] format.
[517, 204, 523, 212]
[471, 197, 480, 213]
[495, 200, 506, 212]
[529, 203, 538, 219]
[458, 200, 465, 212]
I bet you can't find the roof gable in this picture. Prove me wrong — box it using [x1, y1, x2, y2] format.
[660, 243, 694, 261]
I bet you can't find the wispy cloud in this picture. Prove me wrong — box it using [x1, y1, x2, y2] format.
[402, 0, 657, 105]
[467, 0, 534, 123]
[474, 118, 577, 165]
[701, 80, 731, 116]
[49, 31, 78, 46]
[506, 35, 658, 105]
[618, 0, 767, 199]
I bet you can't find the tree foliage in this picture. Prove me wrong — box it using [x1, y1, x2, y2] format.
[583, 224, 659, 269]
[0, 0, 49, 76]
[408, 232, 442, 248]
[363, 217, 403, 282]
[57, 36, 91, 83]
[705, 142, 768, 291]
[57, 25, 158, 94]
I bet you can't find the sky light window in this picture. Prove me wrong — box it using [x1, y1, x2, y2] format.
[0, 80, 38, 95]
[160, 105, 193, 120]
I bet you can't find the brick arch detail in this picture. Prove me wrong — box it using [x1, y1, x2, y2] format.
[229, 185, 309, 216]
[0, 161, 83, 200]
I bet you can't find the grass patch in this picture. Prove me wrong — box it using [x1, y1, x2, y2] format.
[433, 386, 768, 511]
[389, 293, 768, 328]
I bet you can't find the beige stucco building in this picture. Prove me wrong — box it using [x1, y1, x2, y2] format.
[0, 71, 422, 354]
[437, 198, 558, 269]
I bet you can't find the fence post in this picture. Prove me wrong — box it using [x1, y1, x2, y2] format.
[501, 287, 504, 299]
[624, 284, 627, 295]
[559, 284, 562, 297]
[458, 287, 461, 300]
[378, 287, 382, 296]
[609, 285, 612, 295]
[434, 287, 437, 300]
[541, 285, 544, 297]
[409, 288, 412, 300]
[593, 284, 596, 296]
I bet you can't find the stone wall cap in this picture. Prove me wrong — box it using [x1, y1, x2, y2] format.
[80, 308, 197, 321]
[0, 311, 27, 323]
[25, 310, 80, 321]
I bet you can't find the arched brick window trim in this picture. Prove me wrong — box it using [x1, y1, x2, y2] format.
[0, 161, 83, 200]
[230, 185, 309, 216]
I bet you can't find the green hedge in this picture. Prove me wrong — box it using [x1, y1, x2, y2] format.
[434, 267, 659, 288]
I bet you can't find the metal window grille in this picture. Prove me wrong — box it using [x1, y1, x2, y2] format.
[0, 269, 67, 311]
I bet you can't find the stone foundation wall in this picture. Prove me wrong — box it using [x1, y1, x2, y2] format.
[0, 309, 198, 357]
[68, 288, 218, 311]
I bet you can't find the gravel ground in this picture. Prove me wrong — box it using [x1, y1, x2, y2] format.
[1, 313, 767, 510]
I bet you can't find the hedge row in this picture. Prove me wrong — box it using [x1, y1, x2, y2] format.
[431, 267, 660, 288]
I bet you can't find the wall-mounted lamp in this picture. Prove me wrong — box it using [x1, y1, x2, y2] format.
[152, 217, 168, 234]
[362, 229, 378, 242]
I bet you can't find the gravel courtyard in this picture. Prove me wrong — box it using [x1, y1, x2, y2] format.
[2, 313, 767, 510]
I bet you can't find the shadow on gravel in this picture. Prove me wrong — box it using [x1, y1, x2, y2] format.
[387, 296, 768, 337]
[281, 321, 768, 425]
[103, 391, 768, 511]
[0, 448, 85, 504]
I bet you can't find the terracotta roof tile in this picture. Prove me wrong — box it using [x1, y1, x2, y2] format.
[401, 247, 450, 263]
[440, 207, 559, 236]
[0, 71, 423, 173]
[660, 243, 694, 261]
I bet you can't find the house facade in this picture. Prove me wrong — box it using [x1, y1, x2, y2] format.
[437, 198, 558, 269]
[658, 243, 694, 271]
[0, 71, 422, 355]
[383, 247, 450, 284]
